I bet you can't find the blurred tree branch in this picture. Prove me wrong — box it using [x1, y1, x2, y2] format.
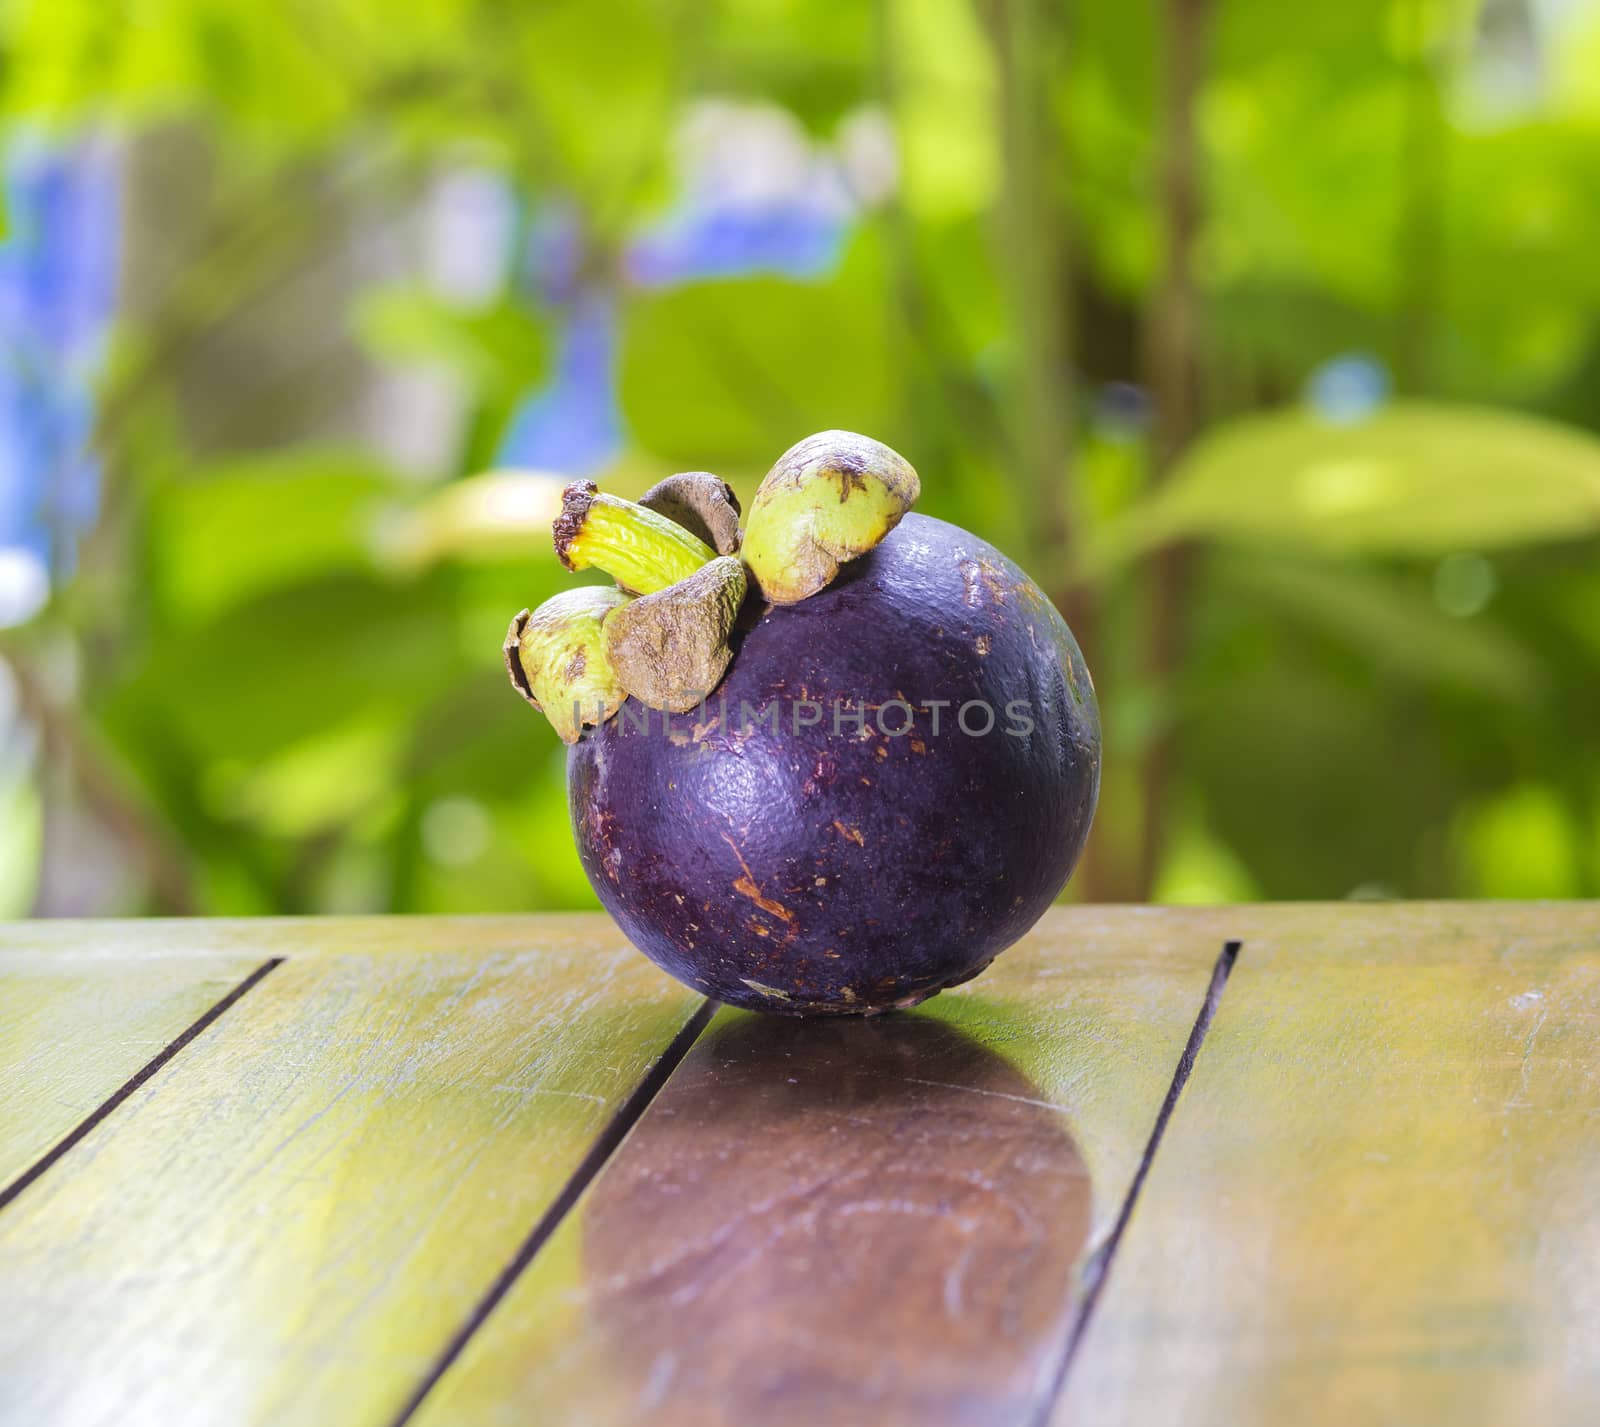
[1394, 0, 1449, 393]
[1136, 0, 1210, 898]
[981, 0, 1077, 575]
[872, 3, 1012, 472]
[4, 644, 197, 915]
[980, 0, 1124, 899]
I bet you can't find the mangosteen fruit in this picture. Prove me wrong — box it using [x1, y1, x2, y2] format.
[506, 431, 1100, 1015]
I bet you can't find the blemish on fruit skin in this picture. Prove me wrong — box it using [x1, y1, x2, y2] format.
[909, 737, 926, 755]
[835, 465, 870, 500]
[732, 875, 793, 922]
[741, 978, 792, 1000]
[974, 634, 992, 657]
[959, 558, 983, 610]
[959, 556, 1011, 610]
[722, 832, 796, 922]
[1063, 658, 1086, 707]
[832, 821, 865, 847]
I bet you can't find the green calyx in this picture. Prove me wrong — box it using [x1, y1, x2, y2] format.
[554, 481, 716, 594]
[506, 432, 919, 742]
[503, 587, 629, 744]
[741, 430, 920, 604]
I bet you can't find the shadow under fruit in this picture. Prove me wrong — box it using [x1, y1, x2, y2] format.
[578, 1012, 1093, 1427]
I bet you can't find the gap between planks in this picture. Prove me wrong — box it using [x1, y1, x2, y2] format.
[1024, 937, 1243, 1425]
[0, 929, 1242, 1426]
[0, 956, 286, 1213]
[391, 937, 1243, 1427]
[387, 995, 721, 1427]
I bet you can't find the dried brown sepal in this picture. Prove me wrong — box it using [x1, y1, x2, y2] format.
[638, 471, 743, 556]
[503, 611, 538, 706]
[602, 556, 748, 713]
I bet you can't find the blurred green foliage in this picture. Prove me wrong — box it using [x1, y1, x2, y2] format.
[2, 0, 1599, 916]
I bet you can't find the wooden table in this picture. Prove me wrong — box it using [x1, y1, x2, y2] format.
[1, 904, 1596, 1426]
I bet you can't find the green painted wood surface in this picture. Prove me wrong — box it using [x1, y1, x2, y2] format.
[0, 948, 261, 1188]
[0, 921, 701, 1427]
[2, 905, 1596, 1427]
[1054, 901, 1600, 1427]
[0, 912, 629, 962]
[413, 908, 1230, 1427]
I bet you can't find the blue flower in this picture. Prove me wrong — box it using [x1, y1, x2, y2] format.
[0, 136, 119, 574]
[1305, 353, 1389, 426]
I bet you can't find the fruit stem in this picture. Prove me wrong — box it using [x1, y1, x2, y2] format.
[555, 481, 717, 594]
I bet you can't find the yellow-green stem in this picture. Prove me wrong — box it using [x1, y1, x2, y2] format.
[554, 481, 716, 594]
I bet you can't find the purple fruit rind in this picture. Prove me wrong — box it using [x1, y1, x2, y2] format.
[568, 513, 1101, 1015]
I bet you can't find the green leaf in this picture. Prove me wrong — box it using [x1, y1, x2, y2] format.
[1182, 658, 1454, 898]
[215, 716, 406, 838]
[151, 449, 395, 627]
[497, 0, 681, 229]
[370, 470, 569, 572]
[1213, 552, 1544, 704]
[354, 286, 548, 402]
[1455, 783, 1586, 900]
[618, 232, 903, 474]
[702, 0, 872, 134]
[1099, 403, 1600, 567]
[0, 773, 41, 917]
[105, 573, 464, 762]
[884, 0, 1000, 222]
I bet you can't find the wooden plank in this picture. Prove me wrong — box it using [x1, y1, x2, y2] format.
[0, 927, 703, 1427]
[1054, 901, 1600, 1427]
[0, 914, 644, 962]
[412, 905, 1236, 1427]
[0, 949, 264, 1190]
